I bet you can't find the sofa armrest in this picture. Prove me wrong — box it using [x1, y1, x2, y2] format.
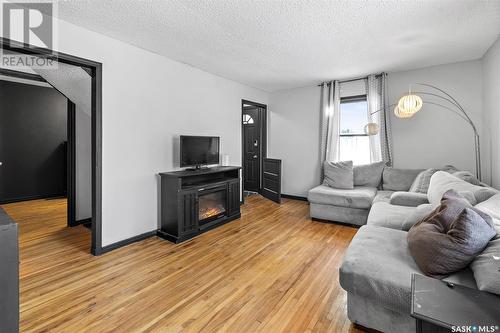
[389, 192, 429, 207]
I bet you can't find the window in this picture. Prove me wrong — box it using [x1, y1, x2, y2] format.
[339, 96, 370, 165]
[242, 114, 254, 124]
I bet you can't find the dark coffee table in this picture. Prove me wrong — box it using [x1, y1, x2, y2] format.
[411, 274, 500, 333]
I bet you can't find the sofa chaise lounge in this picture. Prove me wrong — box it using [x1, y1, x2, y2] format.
[308, 165, 499, 333]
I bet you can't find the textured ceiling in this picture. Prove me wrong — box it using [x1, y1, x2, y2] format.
[53, 0, 500, 91]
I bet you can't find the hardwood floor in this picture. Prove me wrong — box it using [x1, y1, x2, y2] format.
[2, 195, 364, 333]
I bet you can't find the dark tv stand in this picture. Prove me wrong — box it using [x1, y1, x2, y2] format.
[157, 166, 241, 243]
[185, 165, 209, 171]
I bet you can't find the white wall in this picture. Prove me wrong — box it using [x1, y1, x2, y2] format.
[482, 36, 500, 188]
[268, 86, 321, 197]
[387, 61, 484, 178]
[34, 64, 93, 221]
[31, 20, 268, 246]
[75, 107, 92, 220]
[268, 60, 484, 196]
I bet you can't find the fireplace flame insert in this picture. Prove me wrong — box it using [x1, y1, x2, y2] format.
[198, 186, 227, 225]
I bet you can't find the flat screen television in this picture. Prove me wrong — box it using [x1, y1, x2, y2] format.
[180, 135, 220, 168]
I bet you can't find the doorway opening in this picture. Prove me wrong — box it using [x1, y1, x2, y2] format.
[0, 38, 103, 255]
[241, 100, 267, 203]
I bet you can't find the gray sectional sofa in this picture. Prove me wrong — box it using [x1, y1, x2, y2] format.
[308, 165, 500, 333]
[308, 166, 425, 225]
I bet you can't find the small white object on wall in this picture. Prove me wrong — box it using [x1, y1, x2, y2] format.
[222, 154, 230, 166]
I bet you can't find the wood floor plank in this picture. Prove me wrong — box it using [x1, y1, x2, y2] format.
[2, 195, 365, 333]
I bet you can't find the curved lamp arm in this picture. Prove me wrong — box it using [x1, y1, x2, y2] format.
[371, 100, 469, 124]
[368, 83, 481, 180]
[413, 83, 478, 134]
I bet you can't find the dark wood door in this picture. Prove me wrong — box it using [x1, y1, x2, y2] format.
[227, 179, 240, 216]
[178, 190, 199, 235]
[243, 107, 261, 192]
[262, 158, 281, 204]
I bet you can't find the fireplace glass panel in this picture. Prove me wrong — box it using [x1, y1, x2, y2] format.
[199, 190, 226, 223]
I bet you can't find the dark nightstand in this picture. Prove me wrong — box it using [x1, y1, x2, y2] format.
[411, 274, 500, 333]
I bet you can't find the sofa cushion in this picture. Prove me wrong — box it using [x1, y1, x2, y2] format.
[382, 167, 423, 191]
[410, 207, 495, 278]
[453, 171, 482, 186]
[339, 225, 423, 314]
[372, 190, 394, 204]
[308, 185, 376, 209]
[353, 162, 386, 187]
[470, 238, 500, 295]
[401, 204, 434, 231]
[441, 165, 458, 173]
[323, 160, 353, 189]
[408, 190, 495, 278]
[471, 193, 500, 295]
[409, 166, 479, 194]
[390, 192, 429, 207]
[475, 193, 500, 229]
[428, 171, 498, 205]
[309, 203, 369, 226]
[409, 168, 439, 194]
[340, 225, 477, 315]
[367, 202, 415, 230]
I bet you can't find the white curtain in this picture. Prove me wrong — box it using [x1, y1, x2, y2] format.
[320, 81, 341, 180]
[366, 73, 393, 165]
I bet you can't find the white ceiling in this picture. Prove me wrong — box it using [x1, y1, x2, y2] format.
[53, 0, 500, 91]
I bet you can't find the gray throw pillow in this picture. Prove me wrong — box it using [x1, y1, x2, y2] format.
[473, 188, 499, 203]
[382, 167, 423, 191]
[428, 171, 498, 206]
[409, 168, 439, 193]
[323, 161, 353, 189]
[452, 171, 482, 186]
[390, 192, 429, 207]
[470, 238, 500, 295]
[401, 204, 435, 231]
[475, 193, 500, 227]
[457, 191, 477, 205]
[441, 165, 459, 173]
[471, 193, 500, 295]
[353, 161, 386, 187]
[408, 190, 496, 278]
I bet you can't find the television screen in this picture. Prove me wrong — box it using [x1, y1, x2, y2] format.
[180, 136, 220, 167]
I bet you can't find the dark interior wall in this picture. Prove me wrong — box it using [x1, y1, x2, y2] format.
[0, 80, 68, 203]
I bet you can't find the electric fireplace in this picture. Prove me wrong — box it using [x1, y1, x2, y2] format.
[198, 186, 227, 225]
[158, 166, 241, 244]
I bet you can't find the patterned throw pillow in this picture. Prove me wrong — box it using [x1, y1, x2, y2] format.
[409, 168, 439, 193]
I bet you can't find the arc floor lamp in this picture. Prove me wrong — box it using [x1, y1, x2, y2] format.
[364, 83, 481, 180]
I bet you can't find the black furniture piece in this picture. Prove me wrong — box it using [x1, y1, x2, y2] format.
[262, 158, 282, 204]
[0, 208, 19, 333]
[411, 273, 500, 333]
[158, 166, 241, 243]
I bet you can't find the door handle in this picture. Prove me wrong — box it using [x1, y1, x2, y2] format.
[253, 155, 258, 159]
[254, 140, 258, 147]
